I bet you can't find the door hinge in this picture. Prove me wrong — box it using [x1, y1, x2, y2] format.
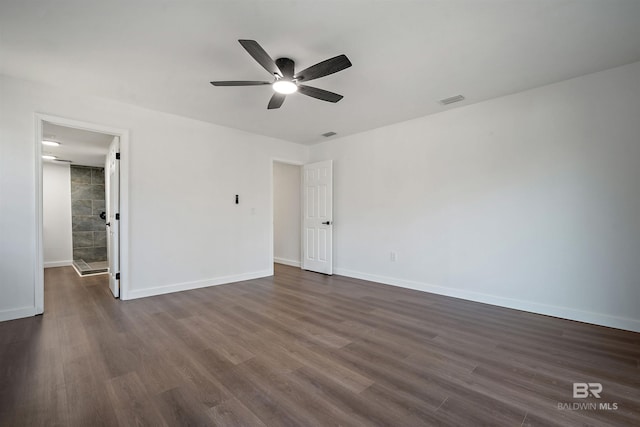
[115, 152, 120, 160]
[115, 272, 120, 280]
[115, 213, 120, 220]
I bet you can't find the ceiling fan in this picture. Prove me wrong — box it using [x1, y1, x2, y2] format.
[210, 40, 352, 109]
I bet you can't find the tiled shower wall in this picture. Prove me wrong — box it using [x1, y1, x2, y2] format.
[70, 166, 107, 263]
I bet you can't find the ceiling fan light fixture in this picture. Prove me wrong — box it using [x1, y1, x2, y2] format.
[272, 80, 298, 95]
[211, 40, 351, 109]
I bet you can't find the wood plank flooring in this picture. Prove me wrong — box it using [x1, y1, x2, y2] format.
[1, 264, 639, 426]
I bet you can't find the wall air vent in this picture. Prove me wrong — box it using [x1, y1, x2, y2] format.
[439, 95, 465, 105]
[321, 131, 337, 138]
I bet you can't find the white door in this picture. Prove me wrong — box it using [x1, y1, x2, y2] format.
[106, 136, 120, 297]
[302, 160, 333, 274]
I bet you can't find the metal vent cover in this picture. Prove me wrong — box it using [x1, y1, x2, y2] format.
[439, 95, 465, 105]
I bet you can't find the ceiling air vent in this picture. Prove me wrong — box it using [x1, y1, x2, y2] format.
[322, 131, 337, 138]
[439, 95, 465, 105]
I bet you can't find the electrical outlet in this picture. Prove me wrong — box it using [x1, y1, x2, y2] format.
[390, 252, 397, 262]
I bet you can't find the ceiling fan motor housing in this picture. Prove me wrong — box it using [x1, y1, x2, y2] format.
[275, 58, 295, 79]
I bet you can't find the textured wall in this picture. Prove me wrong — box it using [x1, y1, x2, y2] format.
[70, 166, 107, 263]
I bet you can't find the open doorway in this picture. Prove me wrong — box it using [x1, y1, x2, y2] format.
[272, 160, 303, 268]
[35, 115, 129, 312]
[271, 159, 335, 275]
[42, 123, 114, 275]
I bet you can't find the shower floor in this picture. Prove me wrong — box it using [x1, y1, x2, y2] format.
[73, 259, 108, 276]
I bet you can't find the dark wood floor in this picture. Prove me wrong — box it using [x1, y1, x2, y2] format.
[1, 265, 638, 426]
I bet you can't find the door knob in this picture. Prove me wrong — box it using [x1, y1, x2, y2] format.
[322, 221, 332, 225]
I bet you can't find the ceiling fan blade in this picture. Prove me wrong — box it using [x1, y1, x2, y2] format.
[268, 93, 286, 109]
[210, 81, 271, 86]
[294, 54, 352, 82]
[238, 39, 282, 77]
[297, 85, 344, 103]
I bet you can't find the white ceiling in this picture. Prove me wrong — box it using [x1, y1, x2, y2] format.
[42, 123, 113, 167]
[2, 1, 640, 145]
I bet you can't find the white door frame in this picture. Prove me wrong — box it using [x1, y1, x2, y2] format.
[34, 113, 131, 310]
[270, 158, 305, 275]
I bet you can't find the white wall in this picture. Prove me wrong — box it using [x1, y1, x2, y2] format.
[0, 74, 308, 321]
[273, 162, 301, 267]
[3, 61, 640, 331]
[309, 61, 640, 332]
[42, 162, 73, 267]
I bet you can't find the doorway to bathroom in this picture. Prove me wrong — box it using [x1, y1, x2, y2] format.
[36, 114, 129, 309]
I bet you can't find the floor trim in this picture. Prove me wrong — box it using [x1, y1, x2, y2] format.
[334, 267, 640, 333]
[0, 305, 37, 322]
[274, 257, 301, 268]
[44, 260, 73, 268]
[126, 269, 273, 300]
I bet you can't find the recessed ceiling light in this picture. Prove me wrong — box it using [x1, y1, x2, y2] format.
[272, 80, 298, 95]
[42, 140, 61, 146]
[42, 155, 57, 160]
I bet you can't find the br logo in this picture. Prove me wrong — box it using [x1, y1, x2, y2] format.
[573, 383, 602, 398]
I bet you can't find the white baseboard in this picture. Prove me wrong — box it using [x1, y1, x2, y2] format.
[125, 269, 272, 300]
[274, 257, 301, 268]
[44, 260, 73, 268]
[0, 306, 37, 322]
[334, 267, 640, 333]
